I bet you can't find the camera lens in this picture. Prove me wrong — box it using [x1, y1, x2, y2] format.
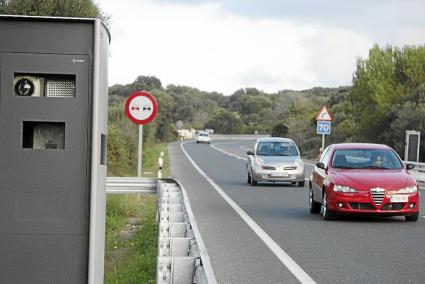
[15, 78, 35, 96]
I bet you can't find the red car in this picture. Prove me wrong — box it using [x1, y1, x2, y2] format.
[309, 143, 420, 221]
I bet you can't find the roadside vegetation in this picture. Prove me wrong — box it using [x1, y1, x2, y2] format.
[104, 194, 157, 284]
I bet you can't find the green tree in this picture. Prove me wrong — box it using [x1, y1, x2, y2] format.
[387, 87, 425, 159]
[0, 0, 110, 25]
[133, 76, 162, 92]
[349, 45, 425, 151]
[205, 108, 243, 134]
[271, 123, 289, 137]
[0, 0, 7, 13]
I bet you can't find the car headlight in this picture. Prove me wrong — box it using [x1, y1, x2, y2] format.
[333, 185, 358, 193]
[262, 165, 276, 170]
[396, 186, 417, 194]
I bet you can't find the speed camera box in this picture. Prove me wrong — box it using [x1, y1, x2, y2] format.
[0, 16, 110, 284]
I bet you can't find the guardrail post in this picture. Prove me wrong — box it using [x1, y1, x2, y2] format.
[158, 152, 164, 178]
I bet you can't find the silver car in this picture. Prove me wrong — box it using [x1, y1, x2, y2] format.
[247, 137, 305, 186]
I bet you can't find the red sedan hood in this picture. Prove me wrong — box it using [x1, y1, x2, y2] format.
[329, 169, 416, 191]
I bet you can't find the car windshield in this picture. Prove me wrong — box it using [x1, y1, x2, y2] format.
[256, 142, 298, 156]
[199, 133, 209, 137]
[331, 149, 403, 169]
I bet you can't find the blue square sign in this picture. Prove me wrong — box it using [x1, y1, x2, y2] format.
[317, 121, 331, 135]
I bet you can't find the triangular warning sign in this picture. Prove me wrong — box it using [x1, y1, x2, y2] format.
[315, 106, 333, 121]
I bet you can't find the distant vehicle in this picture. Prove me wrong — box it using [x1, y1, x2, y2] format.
[309, 143, 420, 221]
[247, 137, 305, 186]
[196, 131, 210, 144]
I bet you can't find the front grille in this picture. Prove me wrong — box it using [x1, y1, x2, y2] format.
[349, 203, 374, 210]
[371, 188, 385, 206]
[381, 203, 405, 211]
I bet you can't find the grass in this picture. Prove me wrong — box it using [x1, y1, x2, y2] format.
[104, 143, 169, 283]
[140, 142, 169, 178]
[104, 195, 157, 284]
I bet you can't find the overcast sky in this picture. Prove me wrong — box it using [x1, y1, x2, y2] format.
[97, 0, 425, 95]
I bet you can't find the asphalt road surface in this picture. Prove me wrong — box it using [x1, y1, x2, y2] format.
[168, 139, 425, 284]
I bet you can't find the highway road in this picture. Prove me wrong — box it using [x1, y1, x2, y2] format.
[168, 139, 425, 284]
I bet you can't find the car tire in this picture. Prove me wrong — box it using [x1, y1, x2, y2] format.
[196, 141, 199, 144]
[309, 187, 321, 214]
[298, 181, 305, 187]
[405, 212, 419, 222]
[251, 175, 257, 186]
[322, 190, 336, 220]
[247, 174, 251, 184]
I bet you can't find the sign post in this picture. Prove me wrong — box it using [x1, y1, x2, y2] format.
[315, 106, 333, 154]
[125, 91, 158, 177]
[138, 125, 143, 177]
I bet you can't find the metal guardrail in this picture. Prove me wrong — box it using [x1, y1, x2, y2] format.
[106, 177, 157, 194]
[157, 179, 217, 284]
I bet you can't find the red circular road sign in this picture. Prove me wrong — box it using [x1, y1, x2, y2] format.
[125, 91, 158, 124]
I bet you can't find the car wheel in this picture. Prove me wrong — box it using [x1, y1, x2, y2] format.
[250, 174, 257, 186]
[405, 212, 419, 222]
[298, 181, 305, 187]
[196, 141, 199, 144]
[322, 190, 336, 220]
[309, 187, 321, 214]
[247, 174, 251, 184]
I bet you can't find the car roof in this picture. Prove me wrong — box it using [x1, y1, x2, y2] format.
[257, 137, 295, 143]
[331, 143, 392, 150]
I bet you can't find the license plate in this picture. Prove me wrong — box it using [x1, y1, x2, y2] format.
[390, 195, 408, 203]
[270, 172, 288, 177]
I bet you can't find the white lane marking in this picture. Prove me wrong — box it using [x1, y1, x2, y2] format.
[181, 141, 317, 284]
[211, 142, 247, 161]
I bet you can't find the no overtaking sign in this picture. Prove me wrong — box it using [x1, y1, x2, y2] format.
[125, 91, 158, 125]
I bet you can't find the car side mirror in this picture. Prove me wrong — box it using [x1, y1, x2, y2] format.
[247, 151, 254, 156]
[406, 163, 415, 170]
[316, 162, 325, 169]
